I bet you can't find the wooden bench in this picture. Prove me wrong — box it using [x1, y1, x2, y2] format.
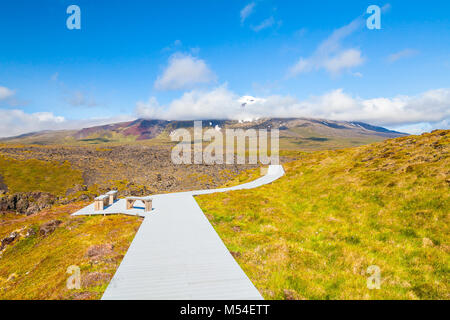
[126, 196, 153, 212]
[94, 195, 109, 211]
[106, 190, 118, 205]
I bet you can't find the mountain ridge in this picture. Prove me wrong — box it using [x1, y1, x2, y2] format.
[0, 117, 406, 146]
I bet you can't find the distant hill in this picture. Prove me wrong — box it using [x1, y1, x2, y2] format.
[0, 118, 406, 150]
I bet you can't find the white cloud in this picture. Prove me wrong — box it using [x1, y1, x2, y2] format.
[136, 85, 450, 134]
[135, 97, 164, 119]
[288, 18, 365, 77]
[388, 120, 448, 135]
[2, 86, 448, 137]
[251, 16, 275, 32]
[0, 109, 134, 138]
[323, 49, 364, 74]
[387, 49, 419, 63]
[138, 85, 238, 120]
[0, 86, 15, 100]
[0, 109, 65, 137]
[154, 53, 216, 91]
[240, 2, 255, 24]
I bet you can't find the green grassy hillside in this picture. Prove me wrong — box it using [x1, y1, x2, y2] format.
[196, 130, 449, 300]
[0, 155, 83, 196]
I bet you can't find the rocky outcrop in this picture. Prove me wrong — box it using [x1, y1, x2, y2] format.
[0, 232, 18, 251]
[0, 144, 256, 195]
[65, 184, 87, 196]
[0, 191, 56, 215]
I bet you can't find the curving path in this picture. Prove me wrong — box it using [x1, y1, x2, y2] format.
[72, 165, 285, 300]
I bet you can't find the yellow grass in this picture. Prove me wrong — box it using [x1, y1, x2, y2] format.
[196, 130, 450, 299]
[0, 203, 142, 299]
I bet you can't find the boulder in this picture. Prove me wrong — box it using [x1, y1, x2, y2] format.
[24, 228, 36, 238]
[25, 204, 40, 216]
[34, 192, 56, 210]
[15, 197, 29, 213]
[0, 191, 56, 215]
[65, 184, 87, 196]
[77, 194, 90, 201]
[0, 232, 19, 250]
[283, 289, 298, 300]
[230, 251, 241, 258]
[39, 220, 62, 237]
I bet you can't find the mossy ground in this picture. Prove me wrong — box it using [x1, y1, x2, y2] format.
[196, 130, 449, 300]
[0, 203, 142, 299]
[0, 155, 83, 196]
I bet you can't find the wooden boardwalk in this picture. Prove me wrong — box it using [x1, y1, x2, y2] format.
[72, 165, 285, 299]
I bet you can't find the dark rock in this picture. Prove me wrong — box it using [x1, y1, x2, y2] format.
[39, 220, 62, 236]
[1, 232, 19, 250]
[0, 191, 56, 215]
[25, 204, 40, 216]
[15, 198, 29, 212]
[230, 251, 241, 258]
[283, 289, 298, 300]
[59, 197, 71, 205]
[35, 192, 55, 210]
[0, 194, 15, 211]
[65, 184, 87, 196]
[77, 194, 90, 201]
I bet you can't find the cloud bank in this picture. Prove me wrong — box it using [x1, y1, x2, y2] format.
[136, 85, 450, 133]
[1, 86, 448, 137]
[0, 109, 133, 138]
[0, 86, 15, 100]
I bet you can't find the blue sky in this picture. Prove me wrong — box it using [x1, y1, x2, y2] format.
[0, 0, 449, 136]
